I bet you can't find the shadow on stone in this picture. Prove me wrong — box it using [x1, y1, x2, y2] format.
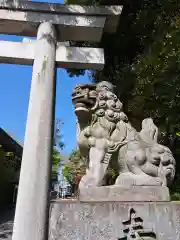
[0, 209, 14, 240]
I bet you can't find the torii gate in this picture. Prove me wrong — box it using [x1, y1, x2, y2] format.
[0, 1, 122, 240]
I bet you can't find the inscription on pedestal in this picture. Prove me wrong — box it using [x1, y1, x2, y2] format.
[119, 208, 156, 239]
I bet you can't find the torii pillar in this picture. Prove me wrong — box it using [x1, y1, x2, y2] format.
[0, 1, 122, 240]
[13, 22, 57, 240]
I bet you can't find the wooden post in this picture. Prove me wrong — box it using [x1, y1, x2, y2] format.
[12, 22, 57, 240]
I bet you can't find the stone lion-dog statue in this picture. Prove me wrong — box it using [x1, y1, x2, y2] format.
[72, 81, 175, 189]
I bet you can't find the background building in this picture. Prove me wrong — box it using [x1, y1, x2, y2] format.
[0, 127, 23, 158]
[0, 127, 23, 208]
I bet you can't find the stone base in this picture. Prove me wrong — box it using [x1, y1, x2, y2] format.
[78, 186, 170, 202]
[49, 200, 180, 240]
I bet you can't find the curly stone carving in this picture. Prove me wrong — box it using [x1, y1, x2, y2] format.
[72, 81, 176, 189]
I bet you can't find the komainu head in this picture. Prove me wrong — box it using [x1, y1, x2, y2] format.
[72, 81, 126, 124]
[72, 83, 97, 121]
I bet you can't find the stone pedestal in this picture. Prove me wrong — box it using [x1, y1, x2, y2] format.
[78, 186, 170, 202]
[49, 199, 180, 240]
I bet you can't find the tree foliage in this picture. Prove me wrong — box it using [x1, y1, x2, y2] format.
[51, 119, 65, 181]
[63, 149, 86, 186]
[51, 148, 62, 181]
[66, 0, 180, 125]
[66, 0, 180, 198]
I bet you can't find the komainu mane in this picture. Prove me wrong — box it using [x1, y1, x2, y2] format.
[72, 81, 175, 189]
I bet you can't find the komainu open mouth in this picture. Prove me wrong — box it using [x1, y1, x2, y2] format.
[72, 84, 97, 118]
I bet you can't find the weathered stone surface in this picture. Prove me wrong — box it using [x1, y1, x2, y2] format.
[78, 186, 170, 202]
[72, 82, 176, 190]
[0, 40, 104, 69]
[12, 22, 57, 240]
[49, 200, 180, 240]
[0, 9, 105, 42]
[0, 1, 122, 33]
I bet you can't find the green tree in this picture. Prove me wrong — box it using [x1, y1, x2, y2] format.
[51, 119, 65, 182]
[63, 149, 86, 187]
[51, 148, 61, 182]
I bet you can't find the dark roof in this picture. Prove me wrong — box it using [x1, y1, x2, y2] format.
[0, 127, 23, 158]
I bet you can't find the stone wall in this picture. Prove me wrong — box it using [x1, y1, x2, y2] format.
[49, 200, 180, 240]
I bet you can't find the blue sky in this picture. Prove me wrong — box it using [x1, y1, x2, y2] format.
[0, 0, 91, 155]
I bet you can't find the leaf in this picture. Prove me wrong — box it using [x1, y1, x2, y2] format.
[63, 149, 86, 185]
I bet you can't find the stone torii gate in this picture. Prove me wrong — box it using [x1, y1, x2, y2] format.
[0, 1, 122, 240]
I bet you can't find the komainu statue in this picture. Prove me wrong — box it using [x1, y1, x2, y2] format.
[72, 81, 175, 189]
